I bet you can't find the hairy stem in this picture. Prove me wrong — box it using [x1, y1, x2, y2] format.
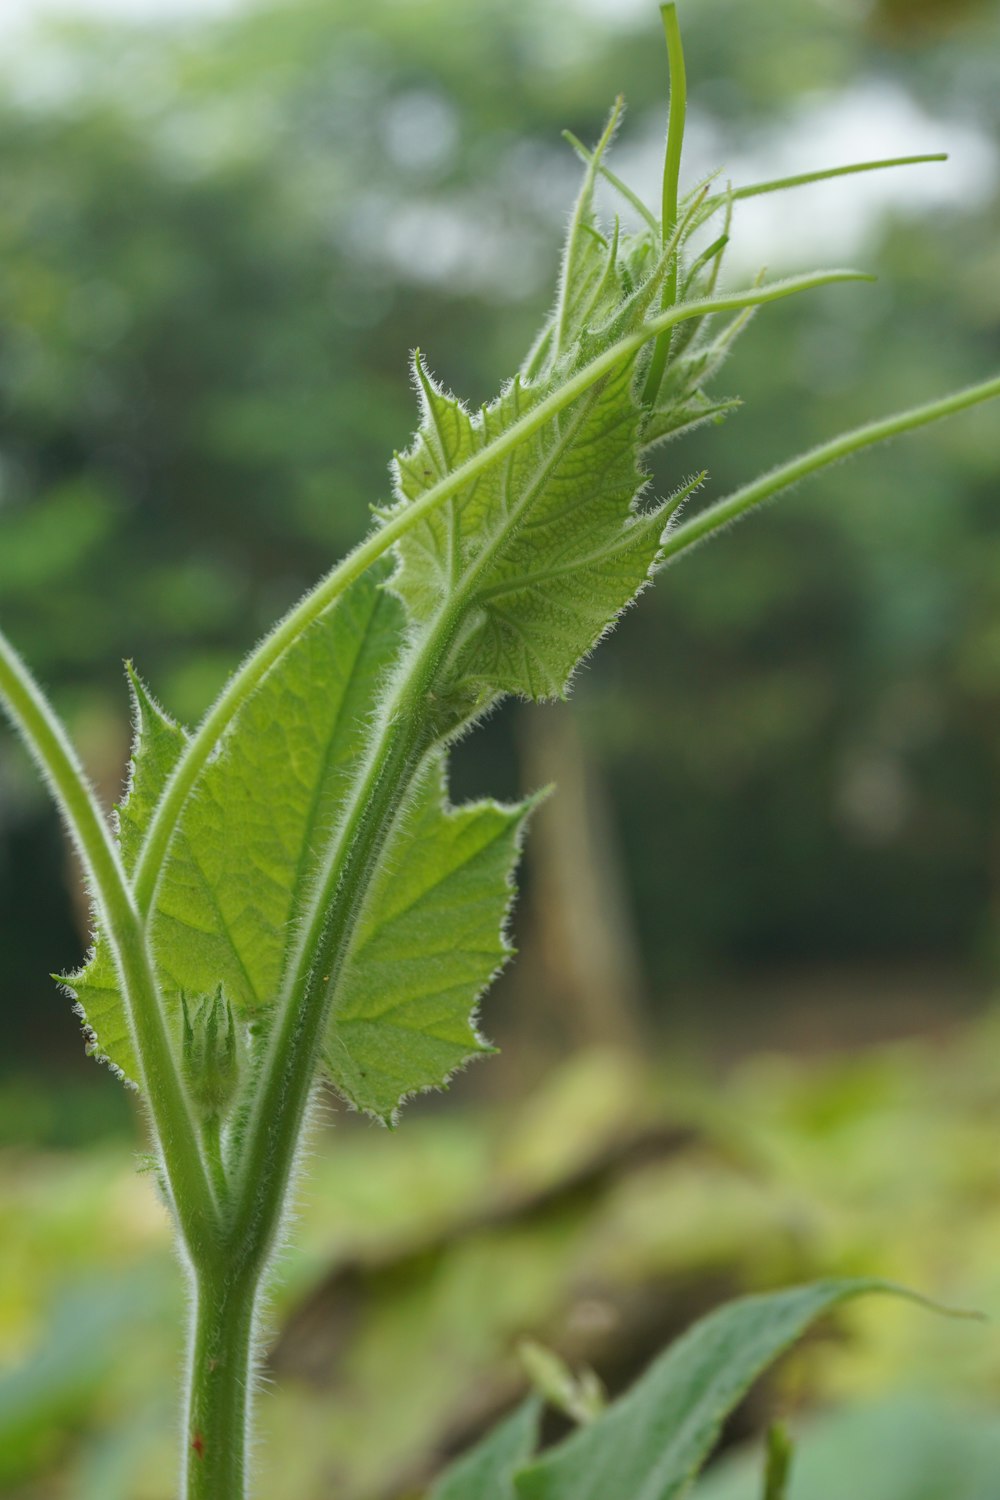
[719, 152, 947, 205]
[0, 631, 217, 1247]
[659, 372, 1000, 562]
[226, 634, 445, 1277]
[185, 644, 446, 1500]
[183, 1266, 258, 1500]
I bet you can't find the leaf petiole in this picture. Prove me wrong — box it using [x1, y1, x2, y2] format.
[720, 152, 948, 205]
[0, 632, 218, 1244]
[642, 1, 689, 406]
[659, 373, 1000, 563]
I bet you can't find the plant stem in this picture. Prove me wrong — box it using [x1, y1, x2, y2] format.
[183, 647, 445, 1500]
[659, 3, 686, 246]
[719, 152, 946, 205]
[659, 372, 1000, 562]
[202, 1115, 229, 1208]
[226, 641, 442, 1276]
[183, 1265, 258, 1500]
[215, 382, 613, 1459]
[0, 630, 217, 1249]
[642, 2, 687, 406]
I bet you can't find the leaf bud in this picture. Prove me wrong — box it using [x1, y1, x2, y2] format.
[181, 987, 241, 1120]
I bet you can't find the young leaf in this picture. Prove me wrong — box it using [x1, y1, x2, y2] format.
[149, 564, 406, 1025]
[428, 1399, 541, 1500]
[63, 670, 186, 1083]
[385, 212, 841, 718]
[323, 757, 535, 1120]
[63, 936, 139, 1083]
[552, 101, 626, 360]
[70, 562, 534, 1121]
[66, 566, 405, 1080]
[116, 669, 188, 875]
[390, 340, 671, 710]
[519, 1340, 605, 1426]
[513, 1278, 899, 1500]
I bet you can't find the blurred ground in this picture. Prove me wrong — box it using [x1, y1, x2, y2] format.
[4, 1017, 1000, 1497]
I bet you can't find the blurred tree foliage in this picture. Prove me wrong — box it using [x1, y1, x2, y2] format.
[0, 0, 998, 1082]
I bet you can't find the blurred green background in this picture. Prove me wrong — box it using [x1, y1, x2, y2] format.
[1, 0, 999, 1495]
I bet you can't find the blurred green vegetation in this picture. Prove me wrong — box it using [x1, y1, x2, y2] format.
[4, 1018, 1000, 1497]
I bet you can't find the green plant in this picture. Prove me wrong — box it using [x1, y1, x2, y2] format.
[1, 4, 997, 1496]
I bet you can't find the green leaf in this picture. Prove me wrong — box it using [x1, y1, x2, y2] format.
[63, 938, 137, 1084]
[68, 561, 533, 1120]
[385, 130, 767, 712]
[63, 670, 187, 1083]
[150, 562, 406, 1021]
[389, 342, 673, 707]
[66, 568, 404, 1081]
[117, 668, 188, 875]
[323, 757, 535, 1120]
[428, 1399, 541, 1500]
[550, 102, 627, 363]
[513, 1279, 897, 1500]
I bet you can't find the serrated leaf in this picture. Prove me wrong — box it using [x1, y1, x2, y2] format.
[64, 937, 138, 1083]
[384, 134, 747, 711]
[70, 562, 533, 1120]
[67, 568, 404, 1082]
[324, 757, 535, 1120]
[151, 563, 406, 1021]
[64, 670, 187, 1083]
[513, 1279, 899, 1500]
[428, 1399, 541, 1500]
[116, 669, 187, 874]
[389, 347, 668, 707]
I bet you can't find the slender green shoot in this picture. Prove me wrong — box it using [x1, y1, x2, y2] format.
[659, 3, 687, 243]
[660, 373, 1000, 563]
[0, 633, 217, 1245]
[721, 152, 948, 204]
[562, 129, 659, 237]
[642, 1, 688, 405]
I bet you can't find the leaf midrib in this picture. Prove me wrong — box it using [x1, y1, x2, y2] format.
[432, 375, 609, 644]
[281, 604, 382, 976]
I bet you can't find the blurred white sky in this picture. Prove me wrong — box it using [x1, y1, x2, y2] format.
[0, 0, 680, 34]
[0, 0, 237, 23]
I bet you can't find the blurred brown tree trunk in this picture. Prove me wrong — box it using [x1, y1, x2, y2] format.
[516, 702, 646, 1054]
[870, 0, 986, 38]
